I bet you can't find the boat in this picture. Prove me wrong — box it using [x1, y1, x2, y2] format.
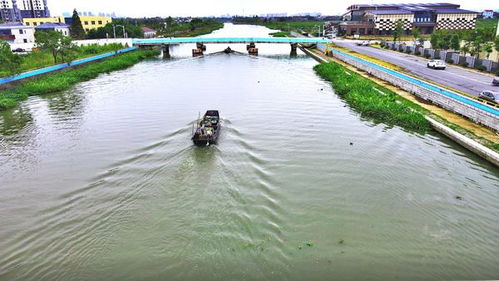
[192, 110, 221, 146]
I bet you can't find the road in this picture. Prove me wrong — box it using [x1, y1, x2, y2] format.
[332, 39, 497, 97]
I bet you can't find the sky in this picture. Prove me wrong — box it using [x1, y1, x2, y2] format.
[49, 0, 498, 18]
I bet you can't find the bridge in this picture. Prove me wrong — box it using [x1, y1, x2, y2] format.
[132, 37, 332, 57]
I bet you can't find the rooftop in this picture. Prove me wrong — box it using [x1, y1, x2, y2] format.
[141, 27, 156, 32]
[0, 22, 27, 29]
[348, 2, 461, 11]
[35, 23, 70, 29]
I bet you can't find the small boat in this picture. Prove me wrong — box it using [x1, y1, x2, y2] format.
[192, 110, 221, 146]
[223, 47, 233, 54]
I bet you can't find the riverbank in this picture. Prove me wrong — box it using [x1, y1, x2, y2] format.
[0, 43, 128, 79]
[302, 47, 499, 163]
[0, 49, 159, 110]
[314, 62, 430, 132]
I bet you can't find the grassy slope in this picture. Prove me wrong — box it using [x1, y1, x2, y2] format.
[0, 43, 127, 78]
[314, 62, 430, 132]
[0, 49, 159, 110]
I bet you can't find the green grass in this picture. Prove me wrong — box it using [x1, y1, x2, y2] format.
[0, 49, 159, 110]
[0, 43, 127, 78]
[262, 21, 324, 33]
[314, 62, 431, 132]
[269, 31, 291, 37]
[173, 22, 224, 37]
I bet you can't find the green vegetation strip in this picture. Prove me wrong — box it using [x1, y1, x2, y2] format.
[269, 31, 291, 37]
[0, 49, 159, 110]
[314, 62, 430, 132]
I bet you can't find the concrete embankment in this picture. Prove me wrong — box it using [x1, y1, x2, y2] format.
[301, 45, 499, 167]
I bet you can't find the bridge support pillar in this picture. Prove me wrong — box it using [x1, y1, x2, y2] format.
[247, 43, 258, 55]
[196, 43, 206, 51]
[192, 48, 203, 57]
[162, 44, 171, 58]
[290, 43, 298, 57]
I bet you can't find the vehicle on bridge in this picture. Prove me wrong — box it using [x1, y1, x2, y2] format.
[427, 59, 446, 70]
[192, 110, 221, 146]
[478, 90, 499, 104]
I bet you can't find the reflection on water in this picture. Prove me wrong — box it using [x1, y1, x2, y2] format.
[0, 23, 498, 281]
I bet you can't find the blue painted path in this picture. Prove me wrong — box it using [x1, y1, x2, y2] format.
[0, 47, 138, 85]
[318, 43, 499, 116]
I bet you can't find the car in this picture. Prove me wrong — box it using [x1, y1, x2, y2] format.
[478, 90, 499, 104]
[12, 48, 25, 53]
[356, 41, 369, 46]
[427, 59, 446, 70]
[492, 77, 499, 86]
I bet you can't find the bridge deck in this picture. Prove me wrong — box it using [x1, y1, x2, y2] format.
[132, 37, 331, 45]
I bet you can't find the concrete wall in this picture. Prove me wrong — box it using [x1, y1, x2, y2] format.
[328, 48, 499, 131]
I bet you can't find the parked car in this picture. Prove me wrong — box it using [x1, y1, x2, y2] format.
[356, 41, 369, 46]
[492, 77, 499, 86]
[478, 90, 499, 104]
[427, 59, 446, 70]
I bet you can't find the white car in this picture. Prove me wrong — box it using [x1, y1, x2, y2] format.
[356, 41, 369, 46]
[427, 59, 446, 70]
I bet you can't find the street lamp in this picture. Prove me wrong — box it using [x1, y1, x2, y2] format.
[112, 24, 126, 38]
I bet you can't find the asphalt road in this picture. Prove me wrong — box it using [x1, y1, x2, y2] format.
[332, 39, 498, 97]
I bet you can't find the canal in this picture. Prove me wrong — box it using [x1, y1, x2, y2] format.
[0, 23, 498, 281]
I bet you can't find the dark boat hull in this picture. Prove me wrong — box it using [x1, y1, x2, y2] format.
[192, 110, 221, 146]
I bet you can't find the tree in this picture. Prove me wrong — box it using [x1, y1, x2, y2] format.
[483, 42, 493, 59]
[450, 34, 460, 51]
[411, 27, 420, 47]
[70, 9, 86, 39]
[0, 40, 22, 75]
[35, 30, 63, 63]
[393, 20, 404, 43]
[59, 36, 79, 64]
[494, 35, 499, 63]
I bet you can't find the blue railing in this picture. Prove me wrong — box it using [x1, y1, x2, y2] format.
[0, 47, 138, 85]
[318, 43, 499, 116]
[132, 37, 331, 45]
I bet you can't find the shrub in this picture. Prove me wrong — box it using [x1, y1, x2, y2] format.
[476, 65, 486, 72]
[415, 50, 421, 55]
[424, 54, 431, 59]
[496, 70, 499, 76]
[460, 61, 469, 67]
[406, 49, 412, 54]
[314, 62, 430, 132]
[434, 55, 440, 59]
[446, 59, 454, 64]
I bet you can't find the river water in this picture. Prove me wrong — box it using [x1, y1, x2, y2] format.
[0, 23, 498, 281]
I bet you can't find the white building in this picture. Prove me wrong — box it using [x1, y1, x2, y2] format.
[0, 22, 35, 44]
[35, 22, 70, 37]
[17, 0, 50, 18]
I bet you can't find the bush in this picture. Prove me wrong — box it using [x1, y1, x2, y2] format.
[496, 70, 499, 76]
[434, 55, 440, 59]
[460, 61, 469, 67]
[314, 62, 430, 132]
[446, 59, 454, 64]
[406, 49, 412, 54]
[415, 50, 421, 55]
[476, 65, 486, 72]
[424, 54, 431, 59]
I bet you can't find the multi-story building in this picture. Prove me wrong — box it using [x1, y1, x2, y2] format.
[64, 16, 112, 32]
[0, 22, 35, 44]
[0, 0, 22, 22]
[23, 16, 64, 26]
[17, 0, 50, 19]
[340, 3, 478, 36]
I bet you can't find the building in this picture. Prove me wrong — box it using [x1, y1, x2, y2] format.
[64, 16, 112, 32]
[340, 3, 478, 36]
[0, 0, 22, 22]
[23, 16, 64, 27]
[482, 10, 494, 19]
[0, 22, 35, 44]
[141, 27, 156, 38]
[35, 22, 70, 36]
[17, 0, 50, 19]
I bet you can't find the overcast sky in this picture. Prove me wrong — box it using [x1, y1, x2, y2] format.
[49, 0, 498, 17]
